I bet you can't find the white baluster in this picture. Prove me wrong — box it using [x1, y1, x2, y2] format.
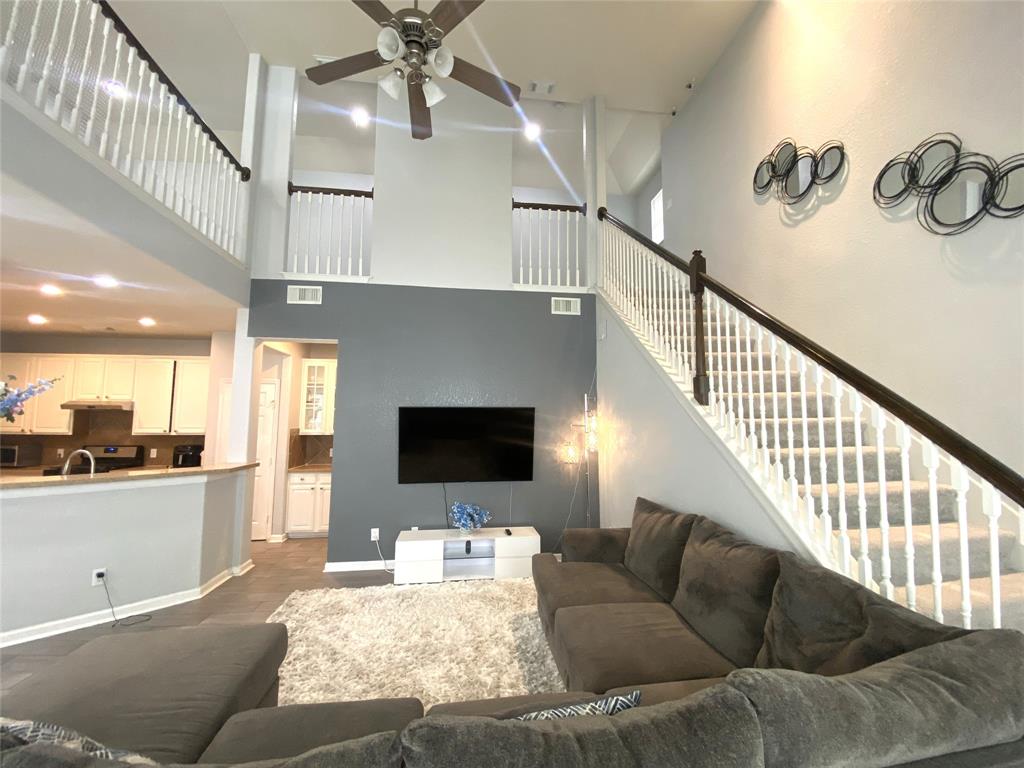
[982, 483, 1002, 628]
[952, 459, 972, 629]
[0, 0, 25, 75]
[771, 337, 783, 496]
[757, 326, 770, 471]
[734, 308, 747, 450]
[133, 70, 155, 184]
[706, 292, 717, 416]
[67, 2, 99, 131]
[153, 89, 172, 197]
[165, 105, 183, 206]
[798, 354, 815, 532]
[873, 403, 894, 600]
[346, 194, 355, 275]
[527, 210, 534, 285]
[897, 422, 917, 612]
[15, 0, 44, 93]
[744, 315, 758, 469]
[214, 156, 228, 247]
[852, 392, 872, 585]
[680, 273, 691, 380]
[303, 191, 313, 273]
[714, 298, 725, 421]
[111, 49, 138, 170]
[35, 0, 67, 107]
[97, 31, 123, 158]
[814, 364, 831, 547]
[574, 212, 581, 288]
[51, 0, 85, 120]
[227, 170, 240, 257]
[724, 304, 736, 440]
[784, 343, 798, 515]
[923, 439, 943, 622]
[84, 17, 112, 146]
[832, 375, 850, 572]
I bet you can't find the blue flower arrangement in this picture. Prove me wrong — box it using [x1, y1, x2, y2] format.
[0, 376, 56, 423]
[449, 501, 492, 533]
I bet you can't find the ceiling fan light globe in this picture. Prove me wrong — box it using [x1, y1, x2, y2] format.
[426, 46, 454, 78]
[423, 79, 446, 107]
[379, 69, 405, 100]
[376, 27, 406, 62]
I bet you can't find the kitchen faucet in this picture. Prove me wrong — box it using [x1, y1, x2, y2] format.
[62, 449, 96, 477]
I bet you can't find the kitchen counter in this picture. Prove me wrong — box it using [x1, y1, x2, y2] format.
[288, 463, 332, 473]
[0, 462, 259, 490]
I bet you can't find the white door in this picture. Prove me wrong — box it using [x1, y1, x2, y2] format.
[287, 484, 316, 532]
[132, 359, 175, 434]
[171, 359, 210, 434]
[72, 357, 106, 400]
[251, 381, 279, 541]
[103, 358, 136, 400]
[0, 355, 35, 434]
[30, 356, 75, 434]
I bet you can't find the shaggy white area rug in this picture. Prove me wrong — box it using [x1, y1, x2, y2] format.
[267, 578, 564, 708]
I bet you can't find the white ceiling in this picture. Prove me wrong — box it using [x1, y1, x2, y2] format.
[111, 0, 755, 194]
[0, 176, 240, 337]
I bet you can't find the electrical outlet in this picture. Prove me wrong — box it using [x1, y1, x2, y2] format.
[329, 448, 333, 458]
[370, 528, 380, 542]
[149, 448, 158, 459]
[411, 526, 419, 531]
[57, 448, 65, 459]
[91, 568, 106, 587]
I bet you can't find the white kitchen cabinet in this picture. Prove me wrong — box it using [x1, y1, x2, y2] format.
[104, 358, 136, 400]
[30, 356, 75, 434]
[287, 472, 332, 534]
[0, 354, 35, 434]
[72, 357, 136, 402]
[171, 359, 210, 435]
[132, 358, 175, 434]
[299, 359, 337, 435]
[72, 357, 106, 400]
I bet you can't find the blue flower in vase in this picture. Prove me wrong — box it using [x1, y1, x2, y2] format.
[448, 501, 492, 533]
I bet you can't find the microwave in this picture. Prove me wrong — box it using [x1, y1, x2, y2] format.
[0, 443, 43, 467]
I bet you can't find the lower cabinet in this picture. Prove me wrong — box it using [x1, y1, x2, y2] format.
[287, 473, 331, 535]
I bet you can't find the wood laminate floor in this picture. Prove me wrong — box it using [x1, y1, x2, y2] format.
[0, 539, 391, 696]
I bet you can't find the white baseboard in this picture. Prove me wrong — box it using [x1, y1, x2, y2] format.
[232, 559, 255, 576]
[266, 534, 289, 544]
[0, 566, 236, 649]
[323, 559, 394, 573]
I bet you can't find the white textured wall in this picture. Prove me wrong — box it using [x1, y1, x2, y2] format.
[659, 1, 1024, 472]
[372, 81, 514, 290]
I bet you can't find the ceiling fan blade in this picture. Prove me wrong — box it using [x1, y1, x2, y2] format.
[352, 0, 393, 25]
[306, 50, 386, 85]
[450, 56, 521, 107]
[408, 81, 433, 140]
[428, 0, 484, 35]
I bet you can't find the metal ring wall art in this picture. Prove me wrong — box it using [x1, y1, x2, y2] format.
[753, 139, 846, 204]
[873, 132, 1024, 236]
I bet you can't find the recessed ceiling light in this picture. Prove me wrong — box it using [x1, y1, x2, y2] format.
[138, 317, 157, 327]
[93, 274, 119, 289]
[40, 283, 63, 296]
[351, 106, 371, 128]
[101, 79, 128, 100]
[27, 314, 48, 325]
[523, 122, 542, 142]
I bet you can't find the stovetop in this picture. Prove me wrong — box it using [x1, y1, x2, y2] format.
[41, 444, 146, 476]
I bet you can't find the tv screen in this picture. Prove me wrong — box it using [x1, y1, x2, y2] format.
[398, 407, 535, 484]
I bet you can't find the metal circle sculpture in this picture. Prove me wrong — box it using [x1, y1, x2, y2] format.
[873, 133, 1023, 235]
[753, 139, 846, 204]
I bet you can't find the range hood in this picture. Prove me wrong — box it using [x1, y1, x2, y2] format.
[61, 400, 135, 411]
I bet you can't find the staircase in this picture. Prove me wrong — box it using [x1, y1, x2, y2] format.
[597, 209, 1024, 631]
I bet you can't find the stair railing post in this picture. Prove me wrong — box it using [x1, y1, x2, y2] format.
[690, 250, 710, 406]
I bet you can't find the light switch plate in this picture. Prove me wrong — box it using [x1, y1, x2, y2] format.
[149, 448, 158, 459]
[57, 448, 64, 459]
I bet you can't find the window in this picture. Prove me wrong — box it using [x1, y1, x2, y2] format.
[650, 189, 664, 244]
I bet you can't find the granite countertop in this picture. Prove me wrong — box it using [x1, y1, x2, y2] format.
[288, 463, 332, 473]
[0, 462, 260, 490]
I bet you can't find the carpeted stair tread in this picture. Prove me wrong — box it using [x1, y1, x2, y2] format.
[779, 445, 901, 483]
[893, 572, 1024, 631]
[760, 416, 858, 449]
[720, 392, 835, 418]
[804, 481, 958, 526]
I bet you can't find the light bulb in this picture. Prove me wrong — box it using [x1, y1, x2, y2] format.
[39, 283, 63, 296]
[93, 274, 119, 288]
[376, 27, 406, 62]
[426, 46, 454, 78]
[422, 79, 446, 108]
[138, 317, 157, 327]
[351, 106, 370, 127]
[27, 314, 48, 325]
[379, 69, 404, 101]
[561, 441, 580, 465]
[523, 122, 541, 142]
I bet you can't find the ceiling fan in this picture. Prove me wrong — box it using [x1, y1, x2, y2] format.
[306, 0, 522, 140]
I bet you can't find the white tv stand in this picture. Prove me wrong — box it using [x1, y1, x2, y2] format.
[393, 526, 541, 585]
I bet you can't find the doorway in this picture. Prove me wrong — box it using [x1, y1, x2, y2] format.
[252, 380, 280, 541]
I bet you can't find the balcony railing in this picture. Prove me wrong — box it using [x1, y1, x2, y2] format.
[512, 200, 587, 290]
[1, 0, 250, 261]
[286, 183, 373, 279]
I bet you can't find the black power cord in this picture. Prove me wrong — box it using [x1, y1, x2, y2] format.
[442, 481, 449, 528]
[100, 574, 151, 628]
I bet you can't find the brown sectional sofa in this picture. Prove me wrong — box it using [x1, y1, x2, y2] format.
[3, 497, 1024, 768]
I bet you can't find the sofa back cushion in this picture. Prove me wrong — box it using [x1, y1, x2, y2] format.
[401, 684, 764, 768]
[622, 498, 696, 601]
[756, 552, 963, 675]
[671, 517, 780, 667]
[728, 629, 1024, 768]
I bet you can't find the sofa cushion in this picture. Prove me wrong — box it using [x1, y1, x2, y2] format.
[561, 528, 630, 563]
[198, 699, 423, 763]
[606, 677, 727, 706]
[891, 736, 1024, 768]
[671, 516, 779, 667]
[552, 602, 735, 693]
[727, 629, 1024, 768]
[0, 625, 288, 764]
[622, 498, 697, 601]
[756, 552, 964, 675]
[401, 684, 765, 768]
[532, 554, 662, 638]
[428, 693, 602, 719]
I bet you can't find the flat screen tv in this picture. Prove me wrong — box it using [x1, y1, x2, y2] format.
[398, 407, 535, 484]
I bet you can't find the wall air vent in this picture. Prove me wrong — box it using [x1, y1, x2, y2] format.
[551, 297, 581, 316]
[287, 285, 323, 305]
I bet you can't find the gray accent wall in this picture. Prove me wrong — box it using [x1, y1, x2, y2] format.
[248, 281, 598, 561]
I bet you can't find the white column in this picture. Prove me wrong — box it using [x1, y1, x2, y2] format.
[227, 308, 261, 464]
[245, 57, 296, 277]
[583, 95, 607, 289]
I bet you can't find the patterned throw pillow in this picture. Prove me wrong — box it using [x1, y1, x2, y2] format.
[0, 718, 156, 764]
[514, 690, 641, 721]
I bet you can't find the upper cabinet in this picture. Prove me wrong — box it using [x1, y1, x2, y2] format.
[132, 359, 175, 435]
[0, 354, 36, 434]
[31, 356, 75, 434]
[171, 359, 210, 435]
[300, 359, 337, 435]
[71, 357, 136, 402]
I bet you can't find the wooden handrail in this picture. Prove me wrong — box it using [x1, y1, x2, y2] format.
[598, 208, 691, 275]
[288, 182, 373, 198]
[598, 207, 1024, 507]
[95, 1, 250, 180]
[513, 200, 586, 214]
